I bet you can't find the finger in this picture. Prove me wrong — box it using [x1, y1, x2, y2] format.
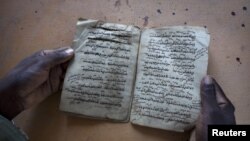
[213, 79, 235, 113]
[36, 47, 74, 69]
[49, 65, 63, 93]
[21, 65, 63, 109]
[200, 76, 220, 112]
[22, 79, 54, 109]
[60, 60, 71, 73]
[59, 64, 67, 90]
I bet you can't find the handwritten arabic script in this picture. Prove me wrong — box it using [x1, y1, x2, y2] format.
[60, 21, 140, 121]
[131, 27, 210, 131]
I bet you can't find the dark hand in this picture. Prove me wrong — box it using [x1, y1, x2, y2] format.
[0, 47, 74, 120]
[196, 76, 236, 141]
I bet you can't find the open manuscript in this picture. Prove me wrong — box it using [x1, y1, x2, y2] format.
[60, 19, 210, 132]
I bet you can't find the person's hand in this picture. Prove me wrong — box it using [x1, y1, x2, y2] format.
[195, 76, 236, 141]
[0, 47, 74, 120]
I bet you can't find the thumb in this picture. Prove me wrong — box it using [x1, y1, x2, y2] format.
[200, 76, 220, 112]
[37, 47, 74, 69]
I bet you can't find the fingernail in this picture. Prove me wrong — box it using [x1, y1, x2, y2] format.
[203, 76, 216, 97]
[64, 48, 74, 55]
[204, 75, 213, 85]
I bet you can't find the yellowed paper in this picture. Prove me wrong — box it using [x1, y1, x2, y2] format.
[130, 26, 210, 131]
[60, 19, 140, 121]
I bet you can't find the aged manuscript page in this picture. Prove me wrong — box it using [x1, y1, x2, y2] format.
[130, 26, 210, 131]
[60, 19, 140, 121]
